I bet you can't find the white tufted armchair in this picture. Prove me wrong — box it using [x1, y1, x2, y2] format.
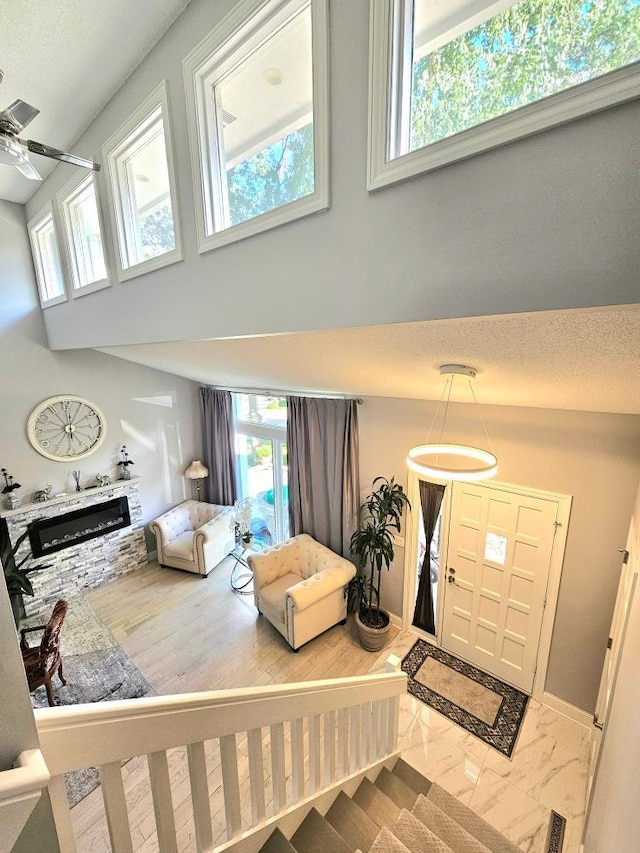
[247, 533, 356, 651]
[150, 500, 235, 577]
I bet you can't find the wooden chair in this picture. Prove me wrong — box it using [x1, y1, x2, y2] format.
[20, 599, 68, 707]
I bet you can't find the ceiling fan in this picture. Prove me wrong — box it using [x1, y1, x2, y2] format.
[0, 97, 100, 181]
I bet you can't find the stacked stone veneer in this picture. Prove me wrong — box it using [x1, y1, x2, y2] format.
[1, 478, 147, 620]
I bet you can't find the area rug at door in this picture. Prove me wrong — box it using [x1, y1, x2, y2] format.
[401, 640, 528, 758]
[24, 594, 156, 807]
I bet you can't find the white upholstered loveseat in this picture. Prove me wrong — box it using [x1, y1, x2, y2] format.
[150, 500, 235, 576]
[247, 533, 356, 650]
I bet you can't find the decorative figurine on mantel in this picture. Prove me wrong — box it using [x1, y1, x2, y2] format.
[117, 445, 134, 480]
[96, 474, 111, 487]
[33, 485, 53, 502]
[71, 470, 82, 492]
[1, 468, 21, 509]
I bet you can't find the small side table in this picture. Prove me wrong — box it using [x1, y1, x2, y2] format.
[229, 537, 261, 595]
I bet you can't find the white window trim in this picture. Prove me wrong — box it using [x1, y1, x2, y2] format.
[27, 202, 68, 308]
[183, 0, 330, 255]
[368, 0, 640, 191]
[56, 170, 111, 298]
[102, 81, 183, 282]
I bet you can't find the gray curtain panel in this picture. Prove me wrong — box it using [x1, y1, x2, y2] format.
[287, 396, 359, 557]
[199, 387, 237, 506]
[412, 480, 446, 635]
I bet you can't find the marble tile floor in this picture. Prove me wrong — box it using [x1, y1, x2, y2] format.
[397, 687, 590, 853]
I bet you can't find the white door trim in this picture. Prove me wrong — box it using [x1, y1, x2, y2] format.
[402, 473, 572, 702]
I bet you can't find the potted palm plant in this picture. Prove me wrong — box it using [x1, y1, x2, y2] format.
[349, 476, 410, 651]
[1, 519, 51, 628]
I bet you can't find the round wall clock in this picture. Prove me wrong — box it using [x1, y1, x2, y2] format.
[27, 395, 107, 461]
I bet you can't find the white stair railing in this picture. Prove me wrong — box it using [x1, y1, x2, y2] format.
[35, 666, 407, 853]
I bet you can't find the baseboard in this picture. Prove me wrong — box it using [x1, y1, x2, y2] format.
[388, 611, 403, 629]
[541, 691, 592, 729]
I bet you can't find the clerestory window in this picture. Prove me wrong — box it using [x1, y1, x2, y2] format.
[58, 172, 109, 296]
[27, 203, 67, 307]
[368, 0, 640, 189]
[184, 0, 329, 254]
[102, 81, 182, 281]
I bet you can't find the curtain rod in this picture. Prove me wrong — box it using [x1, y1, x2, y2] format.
[206, 384, 363, 404]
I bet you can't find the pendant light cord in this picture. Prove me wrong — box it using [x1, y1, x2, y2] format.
[468, 379, 495, 454]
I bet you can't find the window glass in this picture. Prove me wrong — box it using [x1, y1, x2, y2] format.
[411, 0, 640, 150]
[484, 532, 508, 565]
[119, 109, 176, 265]
[63, 176, 107, 288]
[234, 394, 288, 427]
[234, 394, 289, 544]
[215, 5, 315, 227]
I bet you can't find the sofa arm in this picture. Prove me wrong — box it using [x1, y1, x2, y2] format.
[194, 509, 233, 548]
[285, 563, 356, 612]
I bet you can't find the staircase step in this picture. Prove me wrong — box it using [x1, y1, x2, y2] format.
[375, 768, 420, 811]
[353, 777, 401, 829]
[427, 784, 521, 853]
[290, 808, 351, 853]
[391, 758, 432, 797]
[390, 809, 454, 853]
[370, 827, 413, 853]
[412, 795, 491, 853]
[260, 828, 298, 853]
[325, 791, 380, 853]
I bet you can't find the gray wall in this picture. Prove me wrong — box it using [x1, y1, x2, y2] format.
[583, 482, 640, 851]
[0, 200, 202, 544]
[358, 395, 640, 714]
[25, 0, 640, 351]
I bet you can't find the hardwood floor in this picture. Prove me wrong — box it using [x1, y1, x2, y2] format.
[69, 558, 414, 852]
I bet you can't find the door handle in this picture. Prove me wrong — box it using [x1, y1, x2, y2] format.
[448, 575, 456, 584]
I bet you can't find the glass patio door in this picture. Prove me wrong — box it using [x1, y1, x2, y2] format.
[234, 394, 289, 545]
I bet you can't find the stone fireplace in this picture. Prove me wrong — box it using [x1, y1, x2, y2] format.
[1, 478, 146, 620]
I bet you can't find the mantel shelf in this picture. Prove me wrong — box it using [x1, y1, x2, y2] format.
[0, 477, 141, 520]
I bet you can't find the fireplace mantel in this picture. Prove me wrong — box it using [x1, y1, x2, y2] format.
[2, 478, 147, 620]
[0, 477, 141, 520]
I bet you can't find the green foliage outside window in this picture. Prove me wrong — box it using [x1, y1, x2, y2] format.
[227, 123, 315, 227]
[411, 0, 640, 150]
[139, 205, 176, 260]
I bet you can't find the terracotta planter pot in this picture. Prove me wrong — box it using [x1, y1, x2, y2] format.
[355, 610, 391, 652]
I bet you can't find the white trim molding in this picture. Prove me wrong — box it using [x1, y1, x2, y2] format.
[183, 0, 330, 255]
[368, 0, 640, 191]
[541, 691, 593, 730]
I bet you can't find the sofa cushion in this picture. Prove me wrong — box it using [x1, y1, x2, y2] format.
[259, 572, 302, 621]
[164, 531, 196, 561]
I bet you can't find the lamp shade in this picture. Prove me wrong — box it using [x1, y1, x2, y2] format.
[185, 460, 209, 480]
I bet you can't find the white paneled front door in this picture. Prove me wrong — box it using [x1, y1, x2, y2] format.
[441, 482, 559, 693]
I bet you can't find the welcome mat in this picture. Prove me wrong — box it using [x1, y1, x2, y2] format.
[401, 640, 528, 757]
[25, 594, 156, 806]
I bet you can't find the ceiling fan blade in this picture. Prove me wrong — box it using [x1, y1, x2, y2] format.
[16, 157, 42, 181]
[25, 139, 100, 172]
[0, 99, 40, 132]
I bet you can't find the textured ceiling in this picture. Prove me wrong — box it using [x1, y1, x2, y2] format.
[99, 305, 640, 414]
[0, 0, 191, 204]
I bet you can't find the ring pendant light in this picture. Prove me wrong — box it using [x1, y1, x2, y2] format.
[406, 365, 498, 481]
